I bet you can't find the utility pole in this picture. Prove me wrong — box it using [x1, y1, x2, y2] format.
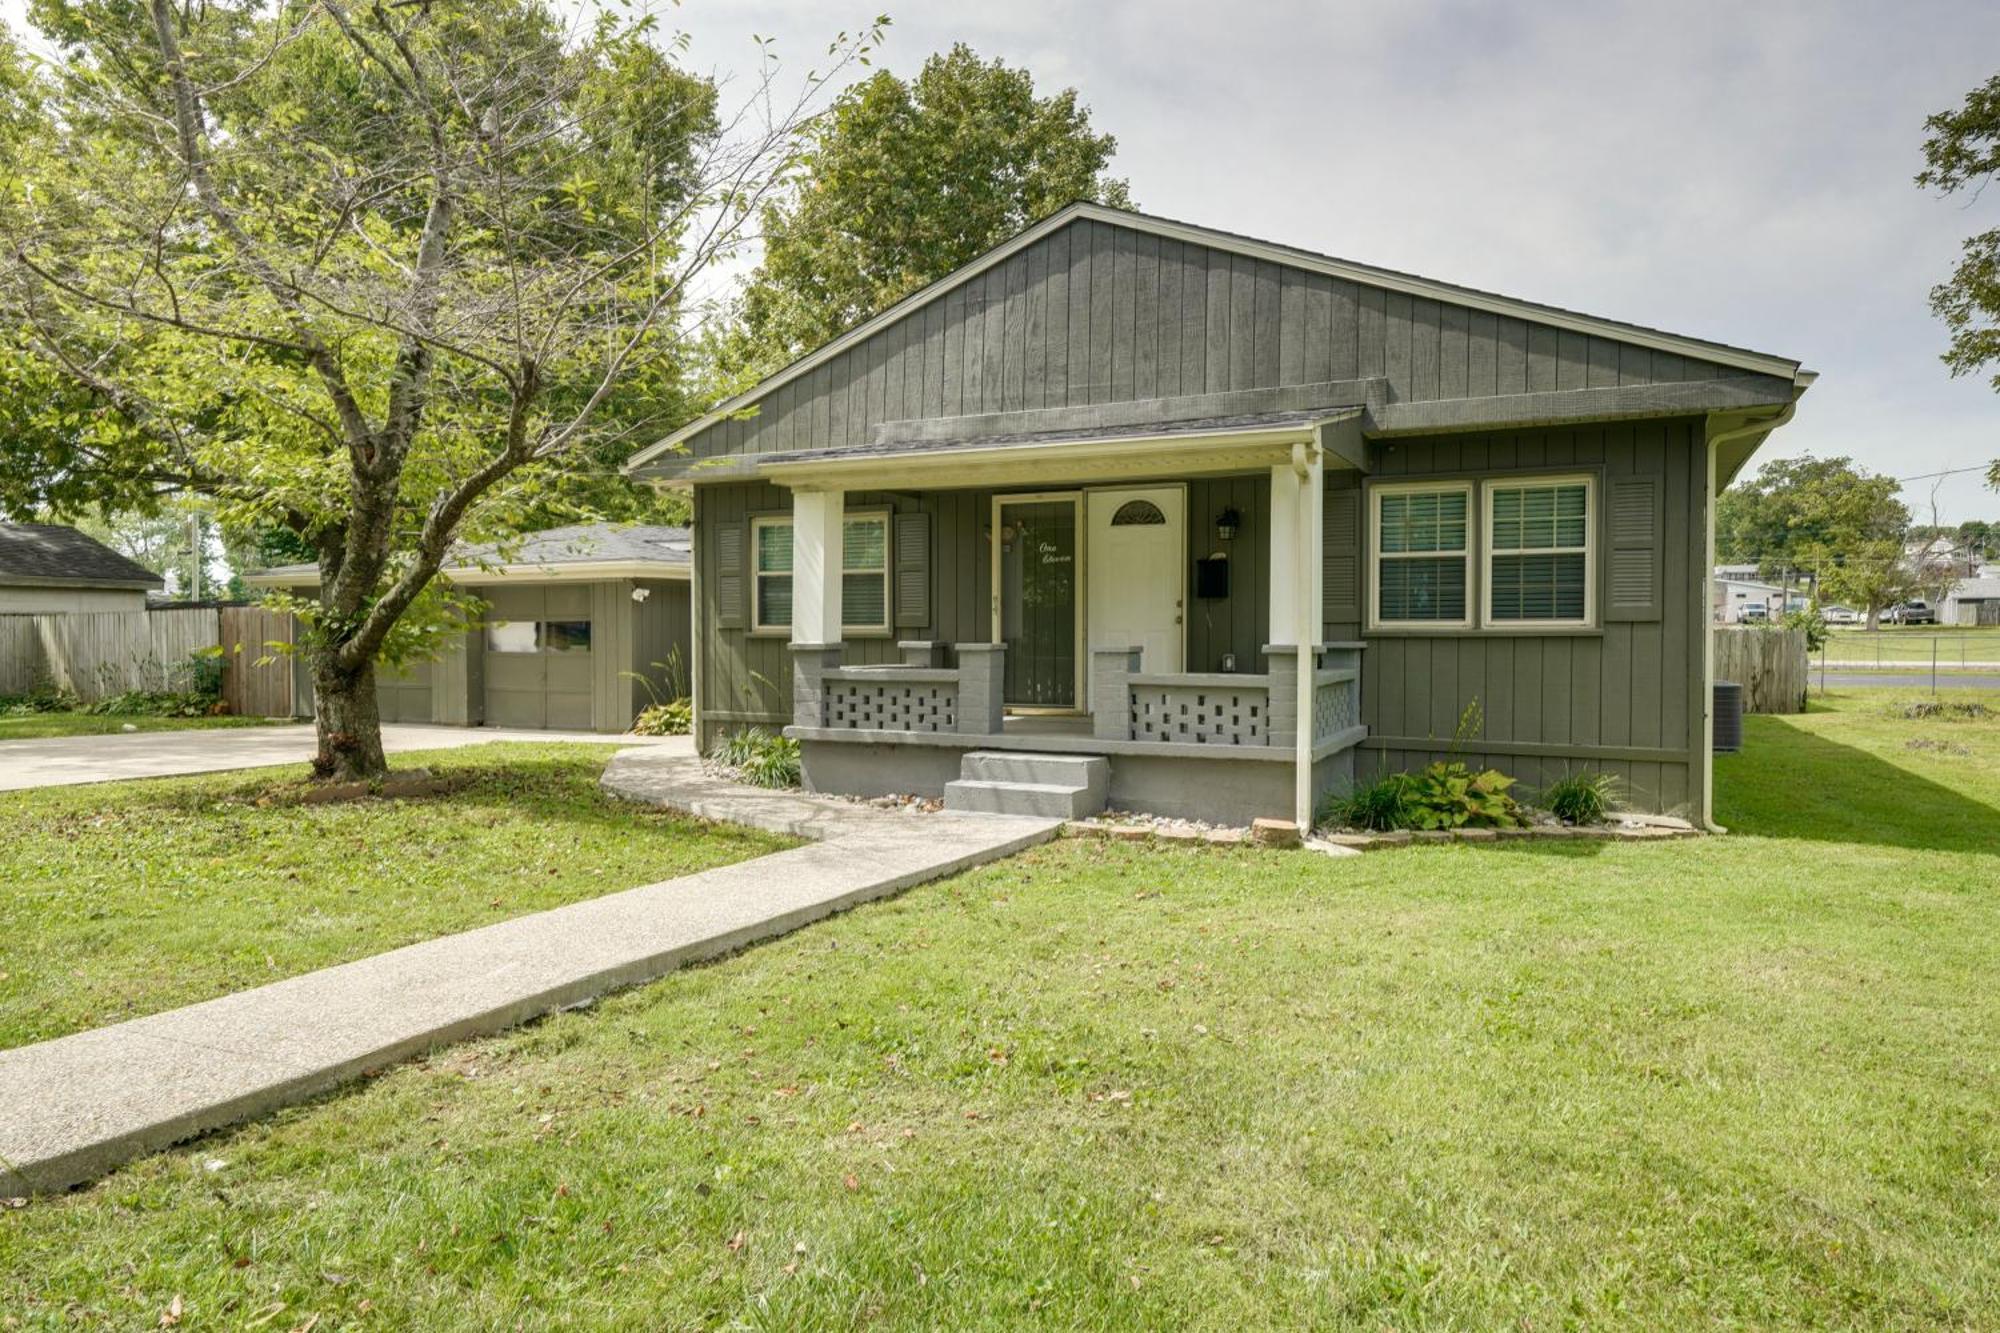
[188, 512, 201, 602]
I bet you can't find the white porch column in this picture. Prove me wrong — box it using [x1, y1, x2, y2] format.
[1269, 442, 1324, 828]
[791, 488, 845, 645]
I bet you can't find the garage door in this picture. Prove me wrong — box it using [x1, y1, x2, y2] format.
[376, 661, 433, 723]
[483, 586, 594, 730]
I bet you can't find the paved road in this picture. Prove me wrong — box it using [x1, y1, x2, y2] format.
[1818, 672, 2000, 691]
[0, 723, 688, 792]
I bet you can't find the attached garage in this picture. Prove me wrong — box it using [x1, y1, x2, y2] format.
[248, 523, 692, 733]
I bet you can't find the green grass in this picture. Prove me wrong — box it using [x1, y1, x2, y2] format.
[0, 711, 282, 740]
[0, 744, 788, 1048]
[3, 698, 1999, 1327]
[1821, 625, 2000, 668]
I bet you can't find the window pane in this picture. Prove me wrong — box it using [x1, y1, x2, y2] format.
[843, 571, 886, 627]
[843, 517, 886, 571]
[1380, 490, 1466, 554]
[1378, 556, 1467, 622]
[1490, 552, 1587, 620]
[1491, 483, 1587, 551]
[756, 522, 793, 573]
[485, 619, 537, 653]
[758, 574, 792, 627]
[544, 620, 591, 653]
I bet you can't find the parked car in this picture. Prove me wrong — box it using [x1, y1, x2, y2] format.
[1821, 605, 1860, 625]
[1738, 602, 1770, 623]
[1885, 601, 1937, 625]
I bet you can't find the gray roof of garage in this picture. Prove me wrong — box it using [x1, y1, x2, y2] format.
[248, 523, 690, 584]
[0, 523, 165, 590]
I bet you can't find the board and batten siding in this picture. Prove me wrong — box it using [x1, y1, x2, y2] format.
[692, 475, 1273, 746]
[1330, 418, 1710, 816]
[674, 216, 1740, 466]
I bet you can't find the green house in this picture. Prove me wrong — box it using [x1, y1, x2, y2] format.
[626, 204, 1810, 828]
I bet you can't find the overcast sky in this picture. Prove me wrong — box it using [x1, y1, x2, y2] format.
[8, 0, 1998, 522]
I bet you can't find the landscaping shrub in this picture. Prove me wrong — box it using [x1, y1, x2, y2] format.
[1540, 771, 1621, 825]
[1782, 607, 1829, 652]
[0, 686, 82, 716]
[1321, 772, 1416, 831]
[712, 727, 801, 789]
[80, 690, 217, 718]
[632, 699, 693, 736]
[1323, 762, 1527, 831]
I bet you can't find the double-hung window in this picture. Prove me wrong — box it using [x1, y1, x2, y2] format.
[1485, 477, 1593, 626]
[1371, 483, 1473, 628]
[750, 512, 892, 634]
[752, 516, 794, 632]
[840, 514, 890, 634]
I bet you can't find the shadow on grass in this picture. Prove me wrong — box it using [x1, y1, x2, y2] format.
[1715, 719, 1998, 852]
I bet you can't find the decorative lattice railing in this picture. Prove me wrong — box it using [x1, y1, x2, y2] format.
[1127, 675, 1270, 745]
[821, 668, 959, 732]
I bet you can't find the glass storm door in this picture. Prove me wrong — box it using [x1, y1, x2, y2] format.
[994, 494, 1081, 710]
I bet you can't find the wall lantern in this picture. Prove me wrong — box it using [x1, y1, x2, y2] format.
[1215, 507, 1242, 542]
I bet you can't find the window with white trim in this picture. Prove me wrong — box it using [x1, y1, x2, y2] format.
[1371, 482, 1472, 628]
[751, 513, 893, 634]
[1485, 477, 1593, 625]
[841, 513, 891, 633]
[752, 516, 793, 631]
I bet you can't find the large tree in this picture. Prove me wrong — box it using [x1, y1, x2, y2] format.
[1, 0, 878, 778]
[1919, 73, 2000, 493]
[721, 43, 1129, 379]
[1717, 456, 1915, 626]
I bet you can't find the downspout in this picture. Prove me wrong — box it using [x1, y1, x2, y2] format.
[1292, 437, 1320, 831]
[1701, 398, 1799, 832]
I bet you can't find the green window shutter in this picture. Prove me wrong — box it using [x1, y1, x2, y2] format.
[1604, 476, 1664, 622]
[1323, 486, 1361, 622]
[713, 522, 747, 630]
[893, 511, 931, 629]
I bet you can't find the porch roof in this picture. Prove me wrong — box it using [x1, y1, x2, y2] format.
[675, 409, 1366, 490]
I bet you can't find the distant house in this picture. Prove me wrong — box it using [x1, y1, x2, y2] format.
[0, 524, 164, 614]
[1712, 574, 1805, 624]
[1942, 576, 2000, 626]
[243, 523, 691, 732]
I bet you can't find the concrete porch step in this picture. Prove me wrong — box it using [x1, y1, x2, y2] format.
[944, 778, 1106, 820]
[960, 750, 1109, 792]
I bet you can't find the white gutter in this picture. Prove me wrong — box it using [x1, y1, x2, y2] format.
[241, 559, 691, 589]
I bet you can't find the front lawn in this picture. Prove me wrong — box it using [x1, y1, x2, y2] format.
[0, 711, 282, 741]
[3, 696, 1997, 1327]
[0, 744, 788, 1048]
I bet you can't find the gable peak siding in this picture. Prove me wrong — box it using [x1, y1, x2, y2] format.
[667, 214, 1769, 467]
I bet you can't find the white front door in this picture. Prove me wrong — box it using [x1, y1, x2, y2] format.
[1086, 486, 1185, 708]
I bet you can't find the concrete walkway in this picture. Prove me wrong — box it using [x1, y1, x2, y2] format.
[0, 723, 687, 792]
[0, 752, 1058, 1195]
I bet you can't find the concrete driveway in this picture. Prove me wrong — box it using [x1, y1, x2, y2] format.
[0, 724, 691, 792]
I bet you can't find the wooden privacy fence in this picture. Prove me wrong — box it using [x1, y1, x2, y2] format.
[218, 605, 298, 718]
[0, 608, 219, 701]
[1713, 626, 1808, 715]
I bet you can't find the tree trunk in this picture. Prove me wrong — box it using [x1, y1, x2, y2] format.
[310, 651, 388, 782]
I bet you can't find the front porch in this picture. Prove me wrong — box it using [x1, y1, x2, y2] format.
[786, 637, 1368, 826]
[760, 412, 1360, 820]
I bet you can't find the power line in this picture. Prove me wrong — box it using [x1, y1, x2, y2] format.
[1894, 464, 1993, 483]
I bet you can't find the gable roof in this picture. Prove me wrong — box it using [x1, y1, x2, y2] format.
[631, 201, 1807, 471]
[242, 523, 690, 588]
[0, 523, 164, 591]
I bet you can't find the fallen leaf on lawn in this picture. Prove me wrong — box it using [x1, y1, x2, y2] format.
[843, 1174, 859, 1192]
[290, 1316, 320, 1333]
[847, 1121, 864, 1134]
[782, 1260, 799, 1275]
[726, 1230, 746, 1253]
[160, 1294, 183, 1327]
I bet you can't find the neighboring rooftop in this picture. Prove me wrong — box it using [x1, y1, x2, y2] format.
[243, 523, 690, 586]
[0, 524, 164, 590]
